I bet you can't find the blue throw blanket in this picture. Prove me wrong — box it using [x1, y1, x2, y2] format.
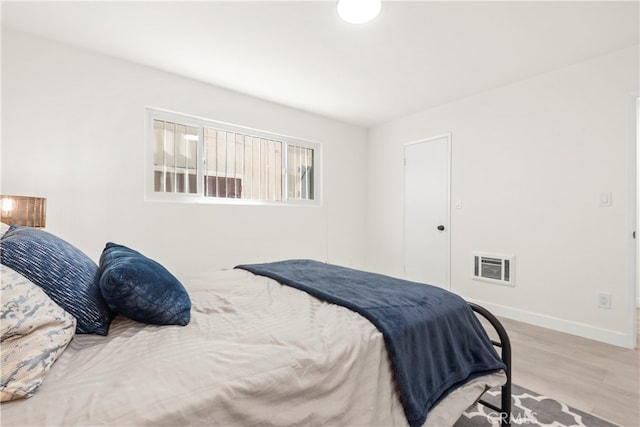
[236, 259, 505, 427]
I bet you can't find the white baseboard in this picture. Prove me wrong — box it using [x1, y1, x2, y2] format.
[467, 299, 635, 349]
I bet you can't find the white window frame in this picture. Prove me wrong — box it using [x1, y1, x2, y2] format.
[145, 107, 322, 206]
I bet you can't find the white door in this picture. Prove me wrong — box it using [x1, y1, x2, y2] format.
[404, 135, 450, 289]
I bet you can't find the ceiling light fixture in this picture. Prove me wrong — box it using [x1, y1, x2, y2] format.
[337, 0, 381, 24]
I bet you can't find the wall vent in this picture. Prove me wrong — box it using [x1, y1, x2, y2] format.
[472, 253, 515, 286]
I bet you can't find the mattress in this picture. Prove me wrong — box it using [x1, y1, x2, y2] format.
[1, 268, 505, 426]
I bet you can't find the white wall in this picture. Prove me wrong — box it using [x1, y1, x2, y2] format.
[1, 28, 368, 276]
[3, 26, 637, 348]
[366, 46, 639, 347]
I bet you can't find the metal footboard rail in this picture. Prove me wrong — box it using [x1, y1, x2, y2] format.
[468, 302, 512, 427]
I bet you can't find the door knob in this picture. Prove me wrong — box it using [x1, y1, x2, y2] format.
[437, 225, 445, 231]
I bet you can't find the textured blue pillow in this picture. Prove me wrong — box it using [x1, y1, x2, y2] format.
[98, 243, 191, 326]
[0, 225, 112, 335]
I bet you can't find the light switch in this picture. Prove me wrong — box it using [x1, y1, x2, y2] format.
[599, 192, 612, 207]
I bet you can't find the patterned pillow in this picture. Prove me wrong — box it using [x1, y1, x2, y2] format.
[99, 242, 191, 326]
[0, 264, 76, 401]
[0, 225, 112, 335]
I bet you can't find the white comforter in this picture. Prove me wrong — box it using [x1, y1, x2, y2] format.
[1, 268, 505, 426]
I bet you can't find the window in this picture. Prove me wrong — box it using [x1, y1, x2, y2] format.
[147, 108, 320, 205]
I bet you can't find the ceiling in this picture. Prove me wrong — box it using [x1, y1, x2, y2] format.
[2, 1, 639, 128]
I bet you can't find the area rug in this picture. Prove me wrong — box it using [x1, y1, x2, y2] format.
[455, 384, 618, 427]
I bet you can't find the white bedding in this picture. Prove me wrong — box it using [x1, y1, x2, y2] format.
[1, 268, 505, 426]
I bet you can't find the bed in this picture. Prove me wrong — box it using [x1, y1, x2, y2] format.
[0, 224, 511, 427]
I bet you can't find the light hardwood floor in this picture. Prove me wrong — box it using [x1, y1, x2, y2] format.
[487, 312, 639, 426]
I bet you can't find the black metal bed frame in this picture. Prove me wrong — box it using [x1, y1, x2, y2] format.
[468, 303, 512, 427]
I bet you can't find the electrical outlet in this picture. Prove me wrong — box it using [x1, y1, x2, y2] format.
[597, 293, 612, 309]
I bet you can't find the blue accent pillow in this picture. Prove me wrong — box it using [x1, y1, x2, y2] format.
[98, 243, 191, 326]
[0, 225, 112, 335]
